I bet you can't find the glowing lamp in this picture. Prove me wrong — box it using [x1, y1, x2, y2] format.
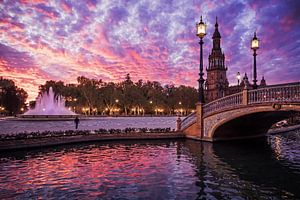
[236, 72, 241, 81]
[251, 32, 259, 50]
[196, 16, 206, 38]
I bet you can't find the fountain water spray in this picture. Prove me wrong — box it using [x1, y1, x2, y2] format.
[23, 87, 77, 116]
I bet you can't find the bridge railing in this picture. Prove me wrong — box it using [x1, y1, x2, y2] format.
[203, 92, 243, 116]
[248, 83, 300, 104]
[180, 112, 196, 130]
[180, 82, 300, 130]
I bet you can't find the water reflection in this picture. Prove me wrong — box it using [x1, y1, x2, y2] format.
[210, 137, 300, 199]
[0, 132, 299, 199]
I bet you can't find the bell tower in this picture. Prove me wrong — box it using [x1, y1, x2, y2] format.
[205, 18, 229, 102]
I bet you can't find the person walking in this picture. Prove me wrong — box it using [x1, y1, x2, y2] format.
[74, 116, 80, 129]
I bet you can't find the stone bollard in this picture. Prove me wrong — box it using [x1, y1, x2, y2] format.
[176, 116, 181, 131]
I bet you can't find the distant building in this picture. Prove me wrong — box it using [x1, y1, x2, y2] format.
[205, 19, 267, 102]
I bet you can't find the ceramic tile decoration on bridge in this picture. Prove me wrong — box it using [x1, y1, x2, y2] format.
[179, 83, 300, 141]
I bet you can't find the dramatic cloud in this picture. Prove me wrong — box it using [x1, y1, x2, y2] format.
[0, 0, 299, 100]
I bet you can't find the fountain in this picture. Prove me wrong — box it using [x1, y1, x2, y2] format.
[20, 87, 78, 120]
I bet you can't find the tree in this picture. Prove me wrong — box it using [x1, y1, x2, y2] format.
[120, 74, 134, 115]
[100, 82, 121, 115]
[39, 80, 66, 96]
[0, 77, 28, 115]
[77, 76, 101, 113]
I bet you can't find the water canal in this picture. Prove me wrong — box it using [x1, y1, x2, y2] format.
[0, 128, 299, 199]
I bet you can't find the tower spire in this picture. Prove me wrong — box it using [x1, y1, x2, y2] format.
[213, 17, 221, 39]
[208, 17, 225, 69]
[206, 18, 228, 102]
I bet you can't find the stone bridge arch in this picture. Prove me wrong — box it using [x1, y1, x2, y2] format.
[204, 104, 300, 141]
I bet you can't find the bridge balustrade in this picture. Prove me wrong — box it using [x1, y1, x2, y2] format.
[180, 82, 299, 131]
[248, 83, 300, 104]
[180, 112, 196, 130]
[203, 92, 243, 116]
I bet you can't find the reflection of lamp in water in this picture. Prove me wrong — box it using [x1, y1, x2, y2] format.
[273, 136, 282, 160]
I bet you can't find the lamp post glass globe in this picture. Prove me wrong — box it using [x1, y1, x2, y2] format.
[236, 72, 241, 80]
[196, 16, 206, 38]
[251, 32, 259, 50]
[236, 72, 241, 84]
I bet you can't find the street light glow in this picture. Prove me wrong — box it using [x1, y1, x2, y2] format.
[236, 72, 241, 81]
[196, 16, 206, 38]
[251, 32, 259, 50]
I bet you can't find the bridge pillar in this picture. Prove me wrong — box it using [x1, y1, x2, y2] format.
[242, 88, 248, 105]
[196, 102, 204, 139]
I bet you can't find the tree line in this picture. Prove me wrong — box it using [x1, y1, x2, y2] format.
[39, 74, 198, 116]
[0, 75, 198, 116]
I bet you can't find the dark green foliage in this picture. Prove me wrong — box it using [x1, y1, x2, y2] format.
[0, 77, 28, 115]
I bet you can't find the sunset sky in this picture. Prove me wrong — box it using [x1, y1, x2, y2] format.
[0, 0, 299, 101]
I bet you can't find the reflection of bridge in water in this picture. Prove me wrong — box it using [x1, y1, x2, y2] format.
[181, 137, 300, 198]
[180, 82, 300, 141]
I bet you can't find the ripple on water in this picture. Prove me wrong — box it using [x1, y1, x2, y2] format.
[0, 131, 300, 199]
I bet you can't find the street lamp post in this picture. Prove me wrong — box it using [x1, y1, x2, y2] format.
[196, 16, 206, 103]
[236, 72, 241, 90]
[251, 32, 259, 89]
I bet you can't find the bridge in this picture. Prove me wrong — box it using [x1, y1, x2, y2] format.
[179, 82, 300, 141]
